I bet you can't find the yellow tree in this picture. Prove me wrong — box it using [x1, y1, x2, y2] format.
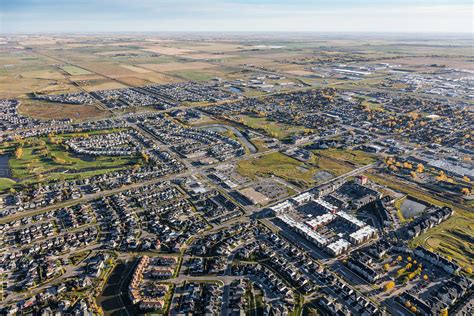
[416, 163, 424, 173]
[384, 281, 395, 291]
[15, 147, 23, 159]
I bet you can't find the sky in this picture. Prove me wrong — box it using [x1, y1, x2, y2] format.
[1, 0, 473, 34]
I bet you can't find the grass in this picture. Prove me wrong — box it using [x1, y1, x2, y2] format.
[0, 178, 16, 191]
[394, 196, 409, 223]
[237, 152, 317, 188]
[170, 70, 213, 81]
[61, 65, 92, 76]
[410, 209, 474, 267]
[367, 172, 474, 268]
[239, 115, 309, 140]
[0, 130, 142, 190]
[313, 148, 376, 166]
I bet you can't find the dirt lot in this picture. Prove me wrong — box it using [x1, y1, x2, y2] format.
[19, 98, 109, 120]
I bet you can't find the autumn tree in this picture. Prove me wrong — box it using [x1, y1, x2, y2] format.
[384, 281, 395, 291]
[461, 187, 471, 195]
[416, 163, 424, 173]
[15, 147, 23, 159]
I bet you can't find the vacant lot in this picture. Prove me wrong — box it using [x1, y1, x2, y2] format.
[19, 98, 108, 120]
[239, 115, 309, 140]
[313, 149, 376, 166]
[237, 152, 317, 188]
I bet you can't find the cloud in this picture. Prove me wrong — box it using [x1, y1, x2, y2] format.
[1, 0, 472, 33]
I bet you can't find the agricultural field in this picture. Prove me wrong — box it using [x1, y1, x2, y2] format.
[60, 65, 92, 75]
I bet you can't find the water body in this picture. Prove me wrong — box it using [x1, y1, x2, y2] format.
[199, 124, 257, 154]
[0, 155, 15, 180]
[229, 86, 243, 93]
[400, 198, 427, 218]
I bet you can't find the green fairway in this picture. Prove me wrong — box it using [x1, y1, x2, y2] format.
[0, 178, 16, 191]
[0, 130, 142, 189]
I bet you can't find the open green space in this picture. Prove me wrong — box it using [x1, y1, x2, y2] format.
[239, 115, 310, 140]
[169, 70, 213, 81]
[60, 65, 92, 75]
[368, 172, 474, 268]
[237, 151, 354, 188]
[237, 152, 317, 188]
[0, 130, 142, 191]
[313, 148, 376, 166]
[0, 178, 16, 191]
[410, 209, 474, 268]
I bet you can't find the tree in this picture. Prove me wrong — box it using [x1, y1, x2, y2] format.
[384, 281, 395, 291]
[416, 163, 424, 173]
[423, 274, 429, 281]
[463, 266, 473, 274]
[383, 263, 390, 271]
[462, 176, 470, 182]
[440, 308, 448, 316]
[14, 146, 23, 159]
[141, 152, 150, 163]
[461, 187, 471, 195]
[410, 306, 417, 313]
[397, 255, 403, 262]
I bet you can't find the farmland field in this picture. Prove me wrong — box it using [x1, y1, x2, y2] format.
[61, 65, 92, 75]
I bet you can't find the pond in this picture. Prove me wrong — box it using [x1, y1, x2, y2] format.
[199, 124, 257, 154]
[229, 86, 243, 93]
[0, 154, 15, 180]
[400, 198, 427, 218]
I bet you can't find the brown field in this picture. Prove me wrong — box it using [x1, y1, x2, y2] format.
[18, 98, 108, 120]
[285, 70, 315, 76]
[130, 72, 185, 84]
[141, 46, 195, 55]
[20, 69, 65, 80]
[380, 57, 473, 69]
[95, 50, 144, 56]
[35, 83, 81, 95]
[138, 61, 217, 72]
[184, 53, 238, 60]
[82, 79, 128, 91]
[119, 64, 152, 73]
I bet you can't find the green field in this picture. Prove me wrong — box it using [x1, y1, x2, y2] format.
[0, 178, 16, 191]
[239, 115, 309, 140]
[170, 70, 213, 81]
[313, 148, 376, 166]
[410, 209, 474, 268]
[237, 152, 317, 188]
[61, 65, 92, 75]
[236, 150, 360, 188]
[368, 172, 473, 268]
[0, 130, 141, 191]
